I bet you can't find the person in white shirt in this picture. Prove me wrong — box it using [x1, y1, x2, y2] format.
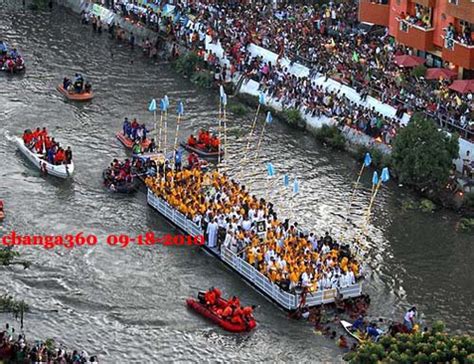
[403, 307, 417, 331]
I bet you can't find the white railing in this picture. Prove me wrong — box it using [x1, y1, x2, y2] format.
[147, 189, 362, 310]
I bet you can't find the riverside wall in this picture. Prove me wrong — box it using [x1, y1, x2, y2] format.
[59, 0, 473, 172]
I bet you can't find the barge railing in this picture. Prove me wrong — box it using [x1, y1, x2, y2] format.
[147, 189, 362, 310]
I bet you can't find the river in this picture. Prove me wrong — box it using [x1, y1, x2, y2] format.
[0, 3, 473, 362]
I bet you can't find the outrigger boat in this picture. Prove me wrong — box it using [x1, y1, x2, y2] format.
[6, 132, 74, 179]
[180, 141, 223, 159]
[187, 293, 257, 333]
[116, 132, 151, 150]
[56, 84, 93, 102]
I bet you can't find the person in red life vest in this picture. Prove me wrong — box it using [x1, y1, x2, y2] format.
[198, 129, 206, 144]
[54, 148, 65, 165]
[204, 288, 217, 307]
[188, 134, 197, 147]
[228, 296, 240, 308]
[39, 127, 48, 142]
[22, 130, 33, 146]
[210, 136, 220, 151]
[35, 138, 44, 153]
[32, 127, 41, 140]
[44, 136, 53, 151]
[221, 304, 233, 319]
[242, 306, 255, 322]
[230, 306, 244, 325]
[188, 152, 199, 168]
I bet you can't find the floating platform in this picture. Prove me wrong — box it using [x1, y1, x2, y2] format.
[147, 189, 362, 311]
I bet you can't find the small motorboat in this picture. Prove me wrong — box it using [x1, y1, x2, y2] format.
[56, 84, 93, 102]
[187, 293, 256, 333]
[0, 200, 5, 221]
[180, 141, 224, 159]
[341, 320, 364, 342]
[103, 178, 138, 194]
[7, 132, 74, 179]
[116, 132, 151, 150]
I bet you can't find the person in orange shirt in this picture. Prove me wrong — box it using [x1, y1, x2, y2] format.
[188, 134, 197, 147]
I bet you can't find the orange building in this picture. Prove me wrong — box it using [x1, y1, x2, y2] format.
[358, 0, 474, 79]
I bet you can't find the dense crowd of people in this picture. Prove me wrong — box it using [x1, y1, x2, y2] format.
[146, 167, 360, 293]
[0, 323, 97, 363]
[22, 128, 72, 165]
[93, 0, 473, 142]
[0, 43, 25, 73]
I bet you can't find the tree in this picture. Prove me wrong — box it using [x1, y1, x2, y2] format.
[391, 113, 459, 191]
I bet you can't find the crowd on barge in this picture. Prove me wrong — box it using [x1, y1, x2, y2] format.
[96, 0, 473, 142]
[22, 128, 72, 165]
[146, 168, 360, 294]
[0, 323, 97, 363]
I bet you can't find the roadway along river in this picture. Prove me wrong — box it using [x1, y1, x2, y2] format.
[0, 3, 473, 362]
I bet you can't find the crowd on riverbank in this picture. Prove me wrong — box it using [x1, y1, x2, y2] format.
[0, 323, 97, 363]
[92, 0, 473, 143]
[145, 168, 361, 294]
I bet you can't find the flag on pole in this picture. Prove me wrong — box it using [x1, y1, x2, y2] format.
[283, 174, 289, 187]
[293, 178, 299, 194]
[160, 98, 167, 111]
[267, 163, 275, 177]
[381, 167, 390, 183]
[364, 152, 372, 167]
[372, 171, 379, 185]
[219, 85, 225, 99]
[265, 111, 273, 124]
[176, 101, 184, 115]
[164, 95, 170, 108]
[221, 93, 227, 106]
[148, 99, 157, 112]
[258, 91, 265, 105]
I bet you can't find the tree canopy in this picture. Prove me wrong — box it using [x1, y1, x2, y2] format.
[391, 114, 459, 191]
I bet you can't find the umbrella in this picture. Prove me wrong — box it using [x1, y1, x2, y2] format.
[394, 55, 425, 68]
[448, 79, 474, 94]
[425, 68, 457, 80]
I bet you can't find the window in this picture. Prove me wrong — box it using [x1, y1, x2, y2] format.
[448, 0, 458, 4]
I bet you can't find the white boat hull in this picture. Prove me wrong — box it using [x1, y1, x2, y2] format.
[13, 136, 74, 179]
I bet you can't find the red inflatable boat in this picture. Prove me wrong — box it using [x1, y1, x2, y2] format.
[186, 296, 256, 333]
[116, 132, 151, 150]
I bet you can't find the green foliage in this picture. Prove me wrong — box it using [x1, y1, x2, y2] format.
[419, 198, 436, 213]
[345, 323, 474, 363]
[228, 102, 248, 116]
[356, 145, 391, 169]
[45, 338, 56, 351]
[391, 113, 459, 191]
[0, 295, 29, 316]
[190, 70, 213, 88]
[282, 108, 305, 129]
[411, 65, 427, 79]
[173, 52, 205, 78]
[0, 247, 30, 268]
[459, 218, 474, 232]
[314, 124, 346, 150]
